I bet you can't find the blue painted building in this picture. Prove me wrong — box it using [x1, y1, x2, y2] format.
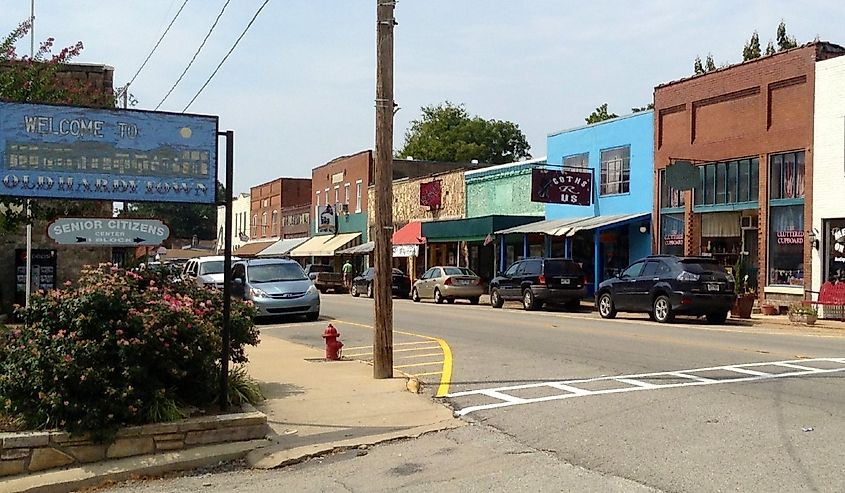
[497, 111, 654, 295]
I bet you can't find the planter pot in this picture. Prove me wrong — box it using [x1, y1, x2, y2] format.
[761, 304, 779, 316]
[731, 294, 755, 319]
[789, 312, 817, 325]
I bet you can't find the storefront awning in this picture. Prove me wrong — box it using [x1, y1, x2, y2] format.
[233, 240, 276, 257]
[496, 213, 650, 237]
[288, 232, 362, 257]
[422, 215, 542, 243]
[337, 241, 374, 255]
[393, 221, 425, 245]
[564, 213, 650, 236]
[256, 237, 308, 257]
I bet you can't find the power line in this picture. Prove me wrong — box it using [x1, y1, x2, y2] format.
[182, 0, 270, 112]
[118, 0, 190, 97]
[155, 0, 232, 110]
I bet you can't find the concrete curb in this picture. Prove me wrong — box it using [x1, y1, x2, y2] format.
[1, 439, 271, 493]
[246, 420, 463, 470]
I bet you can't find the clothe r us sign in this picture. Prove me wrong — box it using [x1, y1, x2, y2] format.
[531, 168, 592, 206]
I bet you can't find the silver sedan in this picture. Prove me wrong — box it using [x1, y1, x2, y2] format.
[411, 266, 484, 305]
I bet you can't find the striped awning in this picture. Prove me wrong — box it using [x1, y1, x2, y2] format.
[496, 213, 650, 237]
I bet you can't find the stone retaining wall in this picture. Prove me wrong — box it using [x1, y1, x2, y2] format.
[0, 410, 268, 478]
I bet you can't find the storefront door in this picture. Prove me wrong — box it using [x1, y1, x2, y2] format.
[824, 219, 845, 283]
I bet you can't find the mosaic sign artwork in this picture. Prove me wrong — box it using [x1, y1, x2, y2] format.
[0, 102, 218, 203]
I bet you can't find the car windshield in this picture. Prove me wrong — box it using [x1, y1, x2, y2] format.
[679, 260, 727, 274]
[199, 261, 224, 275]
[443, 267, 475, 276]
[249, 263, 308, 283]
[544, 260, 582, 276]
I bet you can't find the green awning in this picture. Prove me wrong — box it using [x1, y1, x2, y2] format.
[421, 215, 542, 243]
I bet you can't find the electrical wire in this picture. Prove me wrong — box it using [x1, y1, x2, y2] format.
[155, 0, 231, 110]
[118, 0, 190, 97]
[182, 0, 270, 112]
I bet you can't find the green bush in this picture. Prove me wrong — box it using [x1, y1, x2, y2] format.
[0, 263, 258, 433]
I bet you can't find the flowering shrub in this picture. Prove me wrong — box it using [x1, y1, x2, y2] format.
[0, 264, 258, 433]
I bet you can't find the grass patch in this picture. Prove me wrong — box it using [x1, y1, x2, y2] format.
[228, 366, 264, 406]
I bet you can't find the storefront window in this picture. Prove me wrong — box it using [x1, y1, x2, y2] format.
[770, 151, 805, 199]
[824, 219, 845, 283]
[694, 158, 758, 207]
[768, 205, 804, 286]
[660, 169, 685, 208]
[660, 214, 684, 256]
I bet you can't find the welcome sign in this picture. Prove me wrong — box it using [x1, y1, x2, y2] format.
[0, 102, 218, 204]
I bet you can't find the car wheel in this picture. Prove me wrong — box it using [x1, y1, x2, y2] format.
[351, 284, 359, 297]
[434, 288, 444, 304]
[490, 288, 504, 308]
[411, 288, 420, 302]
[304, 312, 319, 322]
[469, 296, 480, 305]
[367, 283, 373, 298]
[653, 295, 675, 323]
[598, 292, 617, 319]
[706, 311, 728, 324]
[522, 289, 538, 311]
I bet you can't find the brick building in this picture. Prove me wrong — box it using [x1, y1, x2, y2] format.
[653, 42, 845, 306]
[249, 178, 311, 240]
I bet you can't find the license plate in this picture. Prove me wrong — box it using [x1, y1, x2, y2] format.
[459, 280, 471, 285]
[560, 278, 571, 285]
[707, 283, 720, 292]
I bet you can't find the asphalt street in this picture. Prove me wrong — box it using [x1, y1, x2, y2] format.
[261, 293, 845, 493]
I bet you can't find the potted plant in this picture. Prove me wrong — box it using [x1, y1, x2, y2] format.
[730, 258, 755, 319]
[761, 302, 779, 316]
[788, 303, 817, 325]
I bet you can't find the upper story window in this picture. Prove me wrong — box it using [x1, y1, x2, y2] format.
[600, 146, 630, 196]
[693, 158, 759, 207]
[769, 151, 805, 200]
[659, 169, 685, 209]
[356, 180, 363, 213]
[271, 210, 279, 236]
[563, 153, 588, 168]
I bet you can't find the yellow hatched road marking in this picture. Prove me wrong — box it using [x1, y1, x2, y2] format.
[343, 341, 435, 351]
[395, 361, 444, 369]
[344, 345, 440, 358]
[396, 352, 444, 359]
[335, 319, 453, 397]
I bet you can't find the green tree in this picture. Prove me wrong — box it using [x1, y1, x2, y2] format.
[694, 56, 705, 75]
[765, 40, 776, 55]
[743, 31, 762, 61]
[776, 20, 798, 51]
[585, 103, 619, 124]
[396, 102, 531, 164]
[705, 53, 717, 72]
[0, 20, 114, 235]
[632, 103, 654, 113]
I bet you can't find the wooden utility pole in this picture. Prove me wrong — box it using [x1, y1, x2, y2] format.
[373, 0, 395, 379]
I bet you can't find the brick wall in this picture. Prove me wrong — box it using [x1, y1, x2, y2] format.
[311, 151, 371, 235]
[249, 178, 311, 239]
[653, 43, 845, 300]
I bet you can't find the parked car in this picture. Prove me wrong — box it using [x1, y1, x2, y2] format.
[411, 266, 484, 304]
[304, 263, 346, 293]
[595, 255, 736, 324]
[489, 257, 586, 311]
[182, 256, 240, 289]
[350, 267, 411, 298]
[231, 258, 320, 321]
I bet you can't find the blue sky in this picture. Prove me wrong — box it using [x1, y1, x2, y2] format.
[5, 1, 845, 194]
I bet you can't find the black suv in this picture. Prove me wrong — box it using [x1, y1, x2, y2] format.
[595, 255, 736, 324]
[489, 258, 586, 311]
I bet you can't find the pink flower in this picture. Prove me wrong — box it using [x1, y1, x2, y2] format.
[63, 354, 73, 363]
[64, 280, 72, 287]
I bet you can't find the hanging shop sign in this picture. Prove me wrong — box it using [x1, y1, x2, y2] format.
[392, 244, 418, 258]
[420, 180, 442, 208]
[531, 168, 592, 206]
[47, 218, 171, 246]
[0, 101, 218, 204]
[665, 160, 698, 191]
[317, 204, 336, 234]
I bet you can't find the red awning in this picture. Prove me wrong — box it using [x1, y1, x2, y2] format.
[392, 221, 425, 245]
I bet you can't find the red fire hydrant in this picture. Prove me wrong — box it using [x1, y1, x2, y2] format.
[322, 324, 343, 361]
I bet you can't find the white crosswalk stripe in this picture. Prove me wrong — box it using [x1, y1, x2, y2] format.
[444, 358, 845, 416]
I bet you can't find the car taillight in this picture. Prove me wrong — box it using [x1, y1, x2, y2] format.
[444, 277, 453, 286]
[474, 278, 481, 285]
[538, 275, 546, 285]
[677, 271, 700, 282]
[582, 276, 588, 286]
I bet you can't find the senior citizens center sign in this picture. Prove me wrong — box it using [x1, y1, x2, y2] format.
[0, 102, 218, 203]
[48, 218, 171, 246]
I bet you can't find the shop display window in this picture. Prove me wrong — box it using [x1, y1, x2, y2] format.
[768, 205, 804, 286]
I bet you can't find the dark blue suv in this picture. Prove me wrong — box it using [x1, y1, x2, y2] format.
[595, 255, 736, 324]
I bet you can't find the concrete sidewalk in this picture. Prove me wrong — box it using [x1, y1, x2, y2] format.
[245, 334, 461, 469]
